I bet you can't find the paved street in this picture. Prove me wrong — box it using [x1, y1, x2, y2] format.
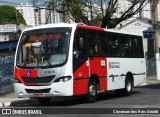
[8, 83, 160, 108]
[1, 76, 160, 116]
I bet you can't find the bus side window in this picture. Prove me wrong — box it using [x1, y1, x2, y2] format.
[119, 34, 130, 57]
[88, 31, 98, 56]
[108, 33, 119, 57]
[130, 37, 140, 57]
[73, 33, 87, 58]
[97, 32, 108, 56]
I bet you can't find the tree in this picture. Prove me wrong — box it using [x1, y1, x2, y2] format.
[50, 0, 148, 28]
[101, 0, 147, 28]
[36, 0, 147, 29]
[0, 5, 26, 25]
[67, 0, 147, 28]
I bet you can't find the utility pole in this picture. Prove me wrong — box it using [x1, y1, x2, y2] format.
[63, 0, 68, 23]
[151, 0, 160, 80]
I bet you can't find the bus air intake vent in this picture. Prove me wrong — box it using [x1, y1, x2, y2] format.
[25, 88, 51, 93]
[22, 75, 55, 84]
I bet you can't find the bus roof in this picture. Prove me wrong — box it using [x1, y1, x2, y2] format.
[23, 23, 76, 32]
[104, 28, 142, 37]
[77, 24, 141, 36]
[23, 23, 142, 37]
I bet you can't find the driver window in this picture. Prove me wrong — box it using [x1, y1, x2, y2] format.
[73, 29, 87, 56]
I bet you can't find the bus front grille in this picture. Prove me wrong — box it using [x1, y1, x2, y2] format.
[22, 75, 55, 84]
[25, 88, 51, 93]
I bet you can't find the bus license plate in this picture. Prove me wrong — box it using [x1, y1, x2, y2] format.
[33, 94, 44, 97]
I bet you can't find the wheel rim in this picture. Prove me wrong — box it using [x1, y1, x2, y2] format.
[89, 84, 96, 96]
[127, 81, 131, 92]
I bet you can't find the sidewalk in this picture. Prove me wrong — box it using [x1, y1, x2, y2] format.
[146, 76, 160, 84]
[0, 76, 160, 107]
[0, 92, 29, 107]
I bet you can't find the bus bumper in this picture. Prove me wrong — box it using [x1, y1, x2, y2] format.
[13, 82, 73, 98]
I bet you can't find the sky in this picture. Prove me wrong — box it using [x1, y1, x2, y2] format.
[0, 0, 46, 6]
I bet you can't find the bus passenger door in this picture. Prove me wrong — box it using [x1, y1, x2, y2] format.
[73, 33, 89, 95]
[88, 31, 108, 92]
[89, 56, 107, 92]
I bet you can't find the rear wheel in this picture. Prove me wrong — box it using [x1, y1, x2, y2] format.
[124, 77, 133, 96]
[86, 79, 97, 103]
[37, 97, 52, 105]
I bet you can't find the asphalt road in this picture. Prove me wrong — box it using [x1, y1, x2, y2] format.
[9, 84, 160, 108]
[1, 83, 160, 116]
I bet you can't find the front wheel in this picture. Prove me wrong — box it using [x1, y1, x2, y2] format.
[86, 79, 97, 103]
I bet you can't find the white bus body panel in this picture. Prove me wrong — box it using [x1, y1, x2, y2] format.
[107, 58, 146, 90]
[14, 81, 73, 97]
[14, 23, 77, 98]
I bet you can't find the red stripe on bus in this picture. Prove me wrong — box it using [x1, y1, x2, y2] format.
[77, 25, 104, 31]
[73, 61, 89, 95]
[89, 58, 107, 91]
[14, 67, 38, 86]
[73, 57, 108, 95]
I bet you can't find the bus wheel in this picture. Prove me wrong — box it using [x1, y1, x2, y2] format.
[86, 79, 97, 103]
[115, 76, 133, 96]
[37, 97, 51, 105]
[123, 77, 133, 96]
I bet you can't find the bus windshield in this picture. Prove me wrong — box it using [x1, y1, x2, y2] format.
[16, 28, 71, 68]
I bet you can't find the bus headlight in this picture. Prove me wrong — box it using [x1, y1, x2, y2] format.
[54, 76, 72, 82]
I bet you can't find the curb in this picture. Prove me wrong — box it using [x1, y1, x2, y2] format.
[0, 97, 29, 107]
[0, 102, 11, 107]
[140, 83, 147, 86]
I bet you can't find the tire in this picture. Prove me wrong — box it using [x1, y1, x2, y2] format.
[123, 76, 133, 96]
[37, 97, 52, 105]
[86, 79, 97, 103]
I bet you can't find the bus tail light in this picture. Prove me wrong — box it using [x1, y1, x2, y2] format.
[54, 76, 72, 82]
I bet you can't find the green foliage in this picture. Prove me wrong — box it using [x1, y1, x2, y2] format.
[0, 5, 26, 25]
[46, 0, 146, 28]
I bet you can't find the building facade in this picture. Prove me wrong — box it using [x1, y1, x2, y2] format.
[16, 3, 63, 26]
[16, 3, 35, 26]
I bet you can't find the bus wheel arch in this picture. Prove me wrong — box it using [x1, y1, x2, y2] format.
[86, 74, 99, 103]
[115, 72, 134, 96]
[90, 74, 100, 91]
[126, 72, 134, 88]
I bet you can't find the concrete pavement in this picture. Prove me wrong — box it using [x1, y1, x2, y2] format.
[0, 76, 160, 107]
[0, 92, 29, 107]
[146, 76, 160, 84]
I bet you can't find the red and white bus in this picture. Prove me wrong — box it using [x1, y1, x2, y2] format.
[14, 23, 146, 104]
